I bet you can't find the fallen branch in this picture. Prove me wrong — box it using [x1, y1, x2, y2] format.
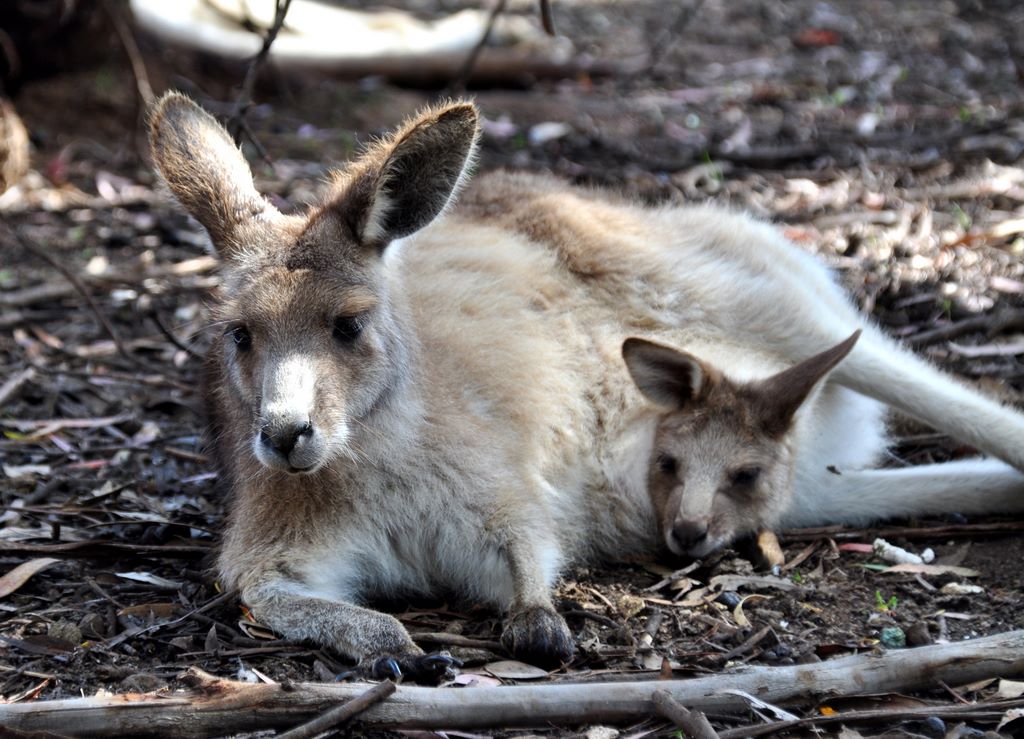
[1, 630, 1022, 736]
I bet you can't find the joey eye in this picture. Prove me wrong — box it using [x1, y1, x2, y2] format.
[656, 454, 678, 476]
[228, 325, 252, 352]
[333, 315, 364, 343]
[731, 466, 762, 487]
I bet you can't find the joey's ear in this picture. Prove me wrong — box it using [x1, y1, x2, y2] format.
[149, 92, 278, 252]
[752, 330, 861, 437]
[330, 102, 479, 249]
[622, 338, 719, 410]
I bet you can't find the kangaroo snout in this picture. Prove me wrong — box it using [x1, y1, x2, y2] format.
[259, 417, 316, 466]
[254, 354, 330, 473]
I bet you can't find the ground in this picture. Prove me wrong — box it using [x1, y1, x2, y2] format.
[1, 0, 1024, 736]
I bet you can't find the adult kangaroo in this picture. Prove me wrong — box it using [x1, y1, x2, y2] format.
[149, 93, 1024, 678]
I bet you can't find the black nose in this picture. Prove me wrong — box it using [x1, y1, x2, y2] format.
[671, 520, 709, 550]
[260, 421, 313, 457]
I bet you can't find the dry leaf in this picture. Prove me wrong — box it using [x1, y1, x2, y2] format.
[448, 673, 502, 688]
[238, 619, 277, 640]
[733, 593, 770, 627]
[755, 530, 785, 568]
[118, 603, 180, 619]
[709, 574, 800, 592]
[115, 572, 184, 590]
[0, 558, 59, 599]
[997, 679, 1024, 699]
[884, 563, 980, 577]
[2, 464, 52, 479]
[204, 624, 220, 654]
[483, 660, 549, 680]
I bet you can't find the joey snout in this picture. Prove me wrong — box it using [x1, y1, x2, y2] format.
[667, 516, 710, 555]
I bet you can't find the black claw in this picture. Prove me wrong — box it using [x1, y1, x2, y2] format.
[420, 653, 463, 671]
[371, 656, 403, 681]
[333, 669, 357, 682]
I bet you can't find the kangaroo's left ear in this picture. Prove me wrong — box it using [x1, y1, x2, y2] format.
[326, 101, 479, 251]
[749, 330, 861, 437]
[622, 337, 721, 410]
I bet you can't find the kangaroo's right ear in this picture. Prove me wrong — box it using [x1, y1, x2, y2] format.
[750, 330, 861, 437]
[149, 92, 279, 253]
[622, 338, 719, 410]
[326, 101, 479, 251]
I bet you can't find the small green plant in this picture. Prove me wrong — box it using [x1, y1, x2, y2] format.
[875, 589, 898, 612]
[951, 203, 972, 231]
[700, 150, 724, 183]
[791, 570, 804, 584]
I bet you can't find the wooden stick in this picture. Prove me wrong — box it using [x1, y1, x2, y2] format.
[1, 630, 1022, 736]
[277, 680, 396, 739]
[448, 0, 507, 93]
[652, 690, 720, 739]
[717, 698, 1024, 738]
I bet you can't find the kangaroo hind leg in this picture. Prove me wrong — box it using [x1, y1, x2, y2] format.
[832, 335, 1024, 472]
[787, 458, 1024, 528]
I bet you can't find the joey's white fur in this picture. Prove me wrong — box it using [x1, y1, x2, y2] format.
[149, 94, 1024, 674]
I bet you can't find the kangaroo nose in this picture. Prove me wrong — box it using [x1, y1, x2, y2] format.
[671, 519, 709, 551]
[260, 420, 313, 457]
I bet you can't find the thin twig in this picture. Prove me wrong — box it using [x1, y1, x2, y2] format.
[907, 308, 1024, 347]
[411, 632, 503, 651]
[102, 0, 154, 109]
[227, 0, 293, 156]
[0, 367, 34, 406]
[538, 0, 556, 35]
[648, 0, 705, 72]
[2, 221, 131, 360]
[149, 309, 203, 360]
[652, 690, 721, 739]
[717, 699, 1024, 739]
[448, 0, 507, 94]
[277, 680, 396, 739]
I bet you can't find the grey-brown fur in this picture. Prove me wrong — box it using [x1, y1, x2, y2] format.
[149, 93, 1024, 677]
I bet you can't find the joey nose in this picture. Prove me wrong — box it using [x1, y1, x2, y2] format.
[260, 420, 313, 458]
[671, 519, 709, 551]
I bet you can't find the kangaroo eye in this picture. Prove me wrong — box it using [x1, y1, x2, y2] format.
[228, 325, 252, 352]
[731, 467, 761, 487]
[656, 454, 678, 476]
[333, 315, 364, 343]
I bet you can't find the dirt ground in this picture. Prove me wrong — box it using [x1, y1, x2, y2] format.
[2, 0, 1024, 736]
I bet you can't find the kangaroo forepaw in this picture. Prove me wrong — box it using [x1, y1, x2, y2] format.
[501, 606, 575, 668]
[336, 650, 462, 684]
